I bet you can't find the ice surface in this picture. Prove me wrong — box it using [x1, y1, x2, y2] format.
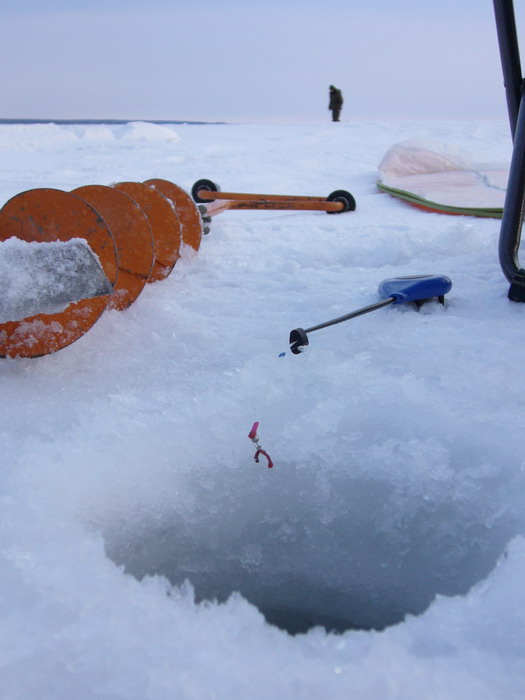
[0, 120, 524, 699]
[0, 237, 113, 322]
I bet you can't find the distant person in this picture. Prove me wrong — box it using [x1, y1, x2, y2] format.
[329, 85, 343, 122]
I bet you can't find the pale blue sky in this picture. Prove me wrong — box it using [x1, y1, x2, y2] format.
[0, 0, 521, 122]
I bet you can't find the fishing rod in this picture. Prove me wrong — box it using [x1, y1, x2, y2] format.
[289, 274, 452, 354]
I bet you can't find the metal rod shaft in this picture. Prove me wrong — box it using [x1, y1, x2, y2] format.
[493, 0, 523, 138]
[197, 190, 329, 203]
[201, 199, 343, 216]
[493, 0, 525, 283]
[224, 199, 344, 212]
[305, 297, 395, 334]
[499, 92, 525, 281]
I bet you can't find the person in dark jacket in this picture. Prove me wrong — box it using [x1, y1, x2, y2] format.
[329, 85, 343, 122]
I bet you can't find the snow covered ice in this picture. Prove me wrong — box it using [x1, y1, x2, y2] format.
[1, 119, 525, 698]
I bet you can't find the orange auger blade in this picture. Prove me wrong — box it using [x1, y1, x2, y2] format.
[144, 179, 203, 252]
[72, 185, 154, 310]
[0, 188, 117, 358]
[113, 182, 181, 282]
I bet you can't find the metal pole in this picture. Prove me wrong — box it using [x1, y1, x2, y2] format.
[304, 297, 395, 334]
[289, 298, 395, 353]
[498, 96, 525, 285]
[195, 190, 334, 203]
[493, 0, 523, 138]
[493, 0, 525, 298]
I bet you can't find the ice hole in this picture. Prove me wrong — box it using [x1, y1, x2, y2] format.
[103, 457, 517, 634]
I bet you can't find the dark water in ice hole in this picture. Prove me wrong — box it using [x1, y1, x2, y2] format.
[103, 473, 517, 634]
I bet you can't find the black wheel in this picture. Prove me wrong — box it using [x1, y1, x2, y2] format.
[326, 189, 356, 214]
[191, 179, 220, 203]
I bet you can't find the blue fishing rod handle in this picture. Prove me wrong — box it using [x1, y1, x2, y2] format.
[378, 275, 452, 304]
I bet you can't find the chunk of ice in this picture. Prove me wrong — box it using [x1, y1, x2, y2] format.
[0, 237, 113, 323]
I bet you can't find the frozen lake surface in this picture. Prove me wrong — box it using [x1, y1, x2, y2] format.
[0, 119, 524, 699]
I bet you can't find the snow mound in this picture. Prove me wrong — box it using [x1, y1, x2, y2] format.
[0, 123, 78, 150]
[113, 121, 180, 142]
